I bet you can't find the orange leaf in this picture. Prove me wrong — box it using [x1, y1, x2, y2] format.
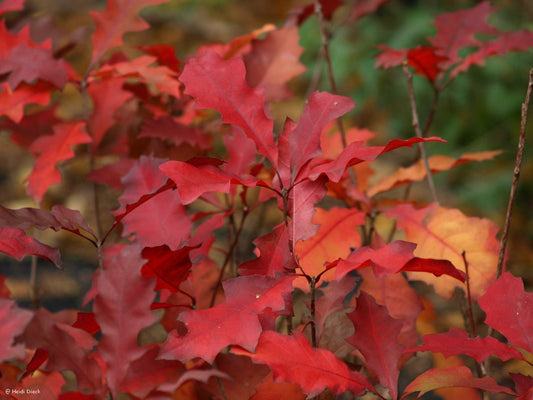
[295, 207, 364, 284]
[368, 151, 501, 197]
[385, 203, 499, 300]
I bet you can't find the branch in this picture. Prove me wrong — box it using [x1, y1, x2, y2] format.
[497, 68, 533, 277]
[402, 62, 439, 203]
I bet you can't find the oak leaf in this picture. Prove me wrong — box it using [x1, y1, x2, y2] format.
[0, 299, 33, 362]
[94, 244, 157, 398]
[27, 122, 91, 203]
[244, 25, 306, 101]
[385, 203, 499, 300]
[160, 275, 295, 363]
[347, 291, 404, 400]
[402, 366, 516, 398]
[232, 331, 374, 397]
[478, 272, 533, 353]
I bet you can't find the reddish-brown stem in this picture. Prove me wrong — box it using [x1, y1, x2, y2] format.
[462, 251, 476, 338]
[209, 208, 248, 307]
[497, 68, 533, 278]
[313, 0, 348, 149]
[402, 62, 439, 203]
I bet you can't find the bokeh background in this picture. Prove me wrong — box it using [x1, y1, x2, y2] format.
[0, 0, 532, 313]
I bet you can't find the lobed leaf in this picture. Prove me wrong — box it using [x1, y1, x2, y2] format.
[232, 331, 374, 397]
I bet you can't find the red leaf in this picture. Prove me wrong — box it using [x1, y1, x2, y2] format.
[116, 156, 191, 249]
[385, 203, 499, 300]
[292, 0, 343, 25]
[0, 227, 62, 267]
[375, 45, 408, 70]
[160, 160, 258, 204]
[429, 1, 498, 69]
[287, 176, 328, 244]
[347, 291, 404, 400]
[160, 275, 295, 363]
[335, 241, 465, 282]
[308, 137, 445, 182]
[139, 44, 181, 72]
[27, 122, 91, 203]
[94, 244, 157, 397]
[203, 353, 269, 400]
[73, 312, 101, 336]
[407, 327, 525, 364]
[239, 224, 294, 276]
[349, 0, 392, 22]
[0, 299, 33, 362]
[0, 44, 67, 89]
[140, 116, 211, 150]
[22, 309, 103, 393]
[21, 348, 49, 379]
[478, 272, 533, 353]
[86, 76, 132, 150]
[336, 241, 416, 279]
[402, 366, 516, 398]
[141, 245, 195, 292]
[244, 26, 306, 101]
[0, 0, 24, 15]
[0, 204, 95, 241]
[119, 346, 185, 397]
[295, 206, 364, 281]
[89, 0, 168, 64]
[451, 30, 533, 77]
[232, 331, 374, 397]
[0, 82, 51, 122]
[179, 50, 278, 167]
[289, 91, 354, 183]
[98, 55, 180, 98]
[406, 46, 448, 83]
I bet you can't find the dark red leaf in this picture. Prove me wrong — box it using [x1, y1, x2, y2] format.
[139, 44, 181, 72]
[141, 245, 195, 292]
[72, 312, 100, 336]
[478, 272, 533, 353]
[22, 309, 103, 393]
[347, 291, 404, 400]
[0, 44, 67, 89]
[0, 227, 62, 267]
[239, 224, 294, 276]
[232, 331, 374, 397]
[140, 116, 211, 150]
[21, 348, 49, 379]
[407, 327, 525, 363]
[406, 46, 448, 83]
[0, 0, 24, 15]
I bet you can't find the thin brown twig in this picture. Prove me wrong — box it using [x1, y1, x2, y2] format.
[313, 0, 347, 148]
[402, 62, 439, 203]
[497, 68, 533, 278]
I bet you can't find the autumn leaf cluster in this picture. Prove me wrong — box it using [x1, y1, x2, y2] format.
[0, 1, 533, 399]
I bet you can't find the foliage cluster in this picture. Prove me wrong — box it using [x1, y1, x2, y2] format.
[0, 0, 533, 399]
